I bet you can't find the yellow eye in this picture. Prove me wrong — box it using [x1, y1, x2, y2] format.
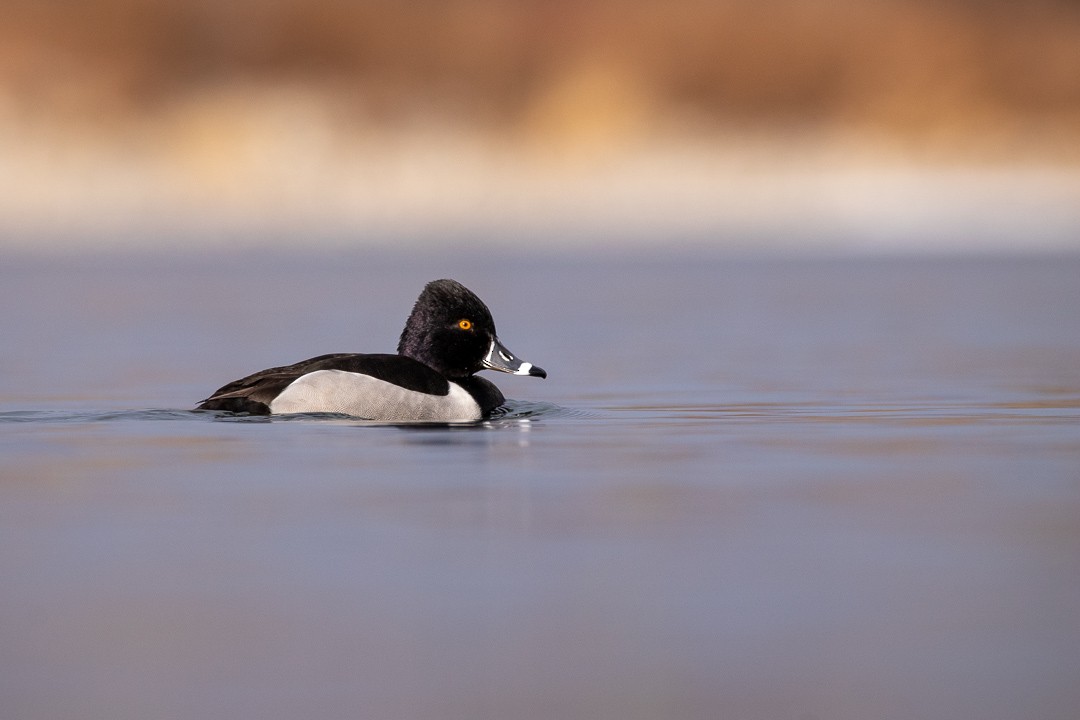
[457, 319, 473, 330]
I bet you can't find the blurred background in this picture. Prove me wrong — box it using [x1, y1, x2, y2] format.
[2, 0, 1080, 253]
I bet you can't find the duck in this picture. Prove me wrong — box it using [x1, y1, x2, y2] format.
[196, 279, 546, 421]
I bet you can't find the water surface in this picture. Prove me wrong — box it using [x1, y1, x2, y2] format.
[2, 253, 1078, 720]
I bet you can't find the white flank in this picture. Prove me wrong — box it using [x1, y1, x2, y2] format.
[269, 370, 482, 421]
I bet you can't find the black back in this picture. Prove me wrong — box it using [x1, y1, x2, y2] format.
[197, 353, 451, 415]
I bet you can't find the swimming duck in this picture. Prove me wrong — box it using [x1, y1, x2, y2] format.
[196, 279, 546, 421]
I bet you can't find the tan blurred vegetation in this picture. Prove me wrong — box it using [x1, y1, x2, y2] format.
[3, 0, 1079, 155]
[3, 0, 1080, 249]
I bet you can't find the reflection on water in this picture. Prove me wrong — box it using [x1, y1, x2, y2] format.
[1, 254, 1079, 720]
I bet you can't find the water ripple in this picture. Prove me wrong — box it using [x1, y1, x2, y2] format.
[3, 396, 1077, 427]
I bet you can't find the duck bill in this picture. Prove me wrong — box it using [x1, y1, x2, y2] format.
[482, 338, 546, 378]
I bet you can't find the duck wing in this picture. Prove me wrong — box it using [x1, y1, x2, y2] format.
[196, 353, 450, 414]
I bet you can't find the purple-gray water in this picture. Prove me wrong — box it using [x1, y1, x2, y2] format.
[2, 252, 1079, 719]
